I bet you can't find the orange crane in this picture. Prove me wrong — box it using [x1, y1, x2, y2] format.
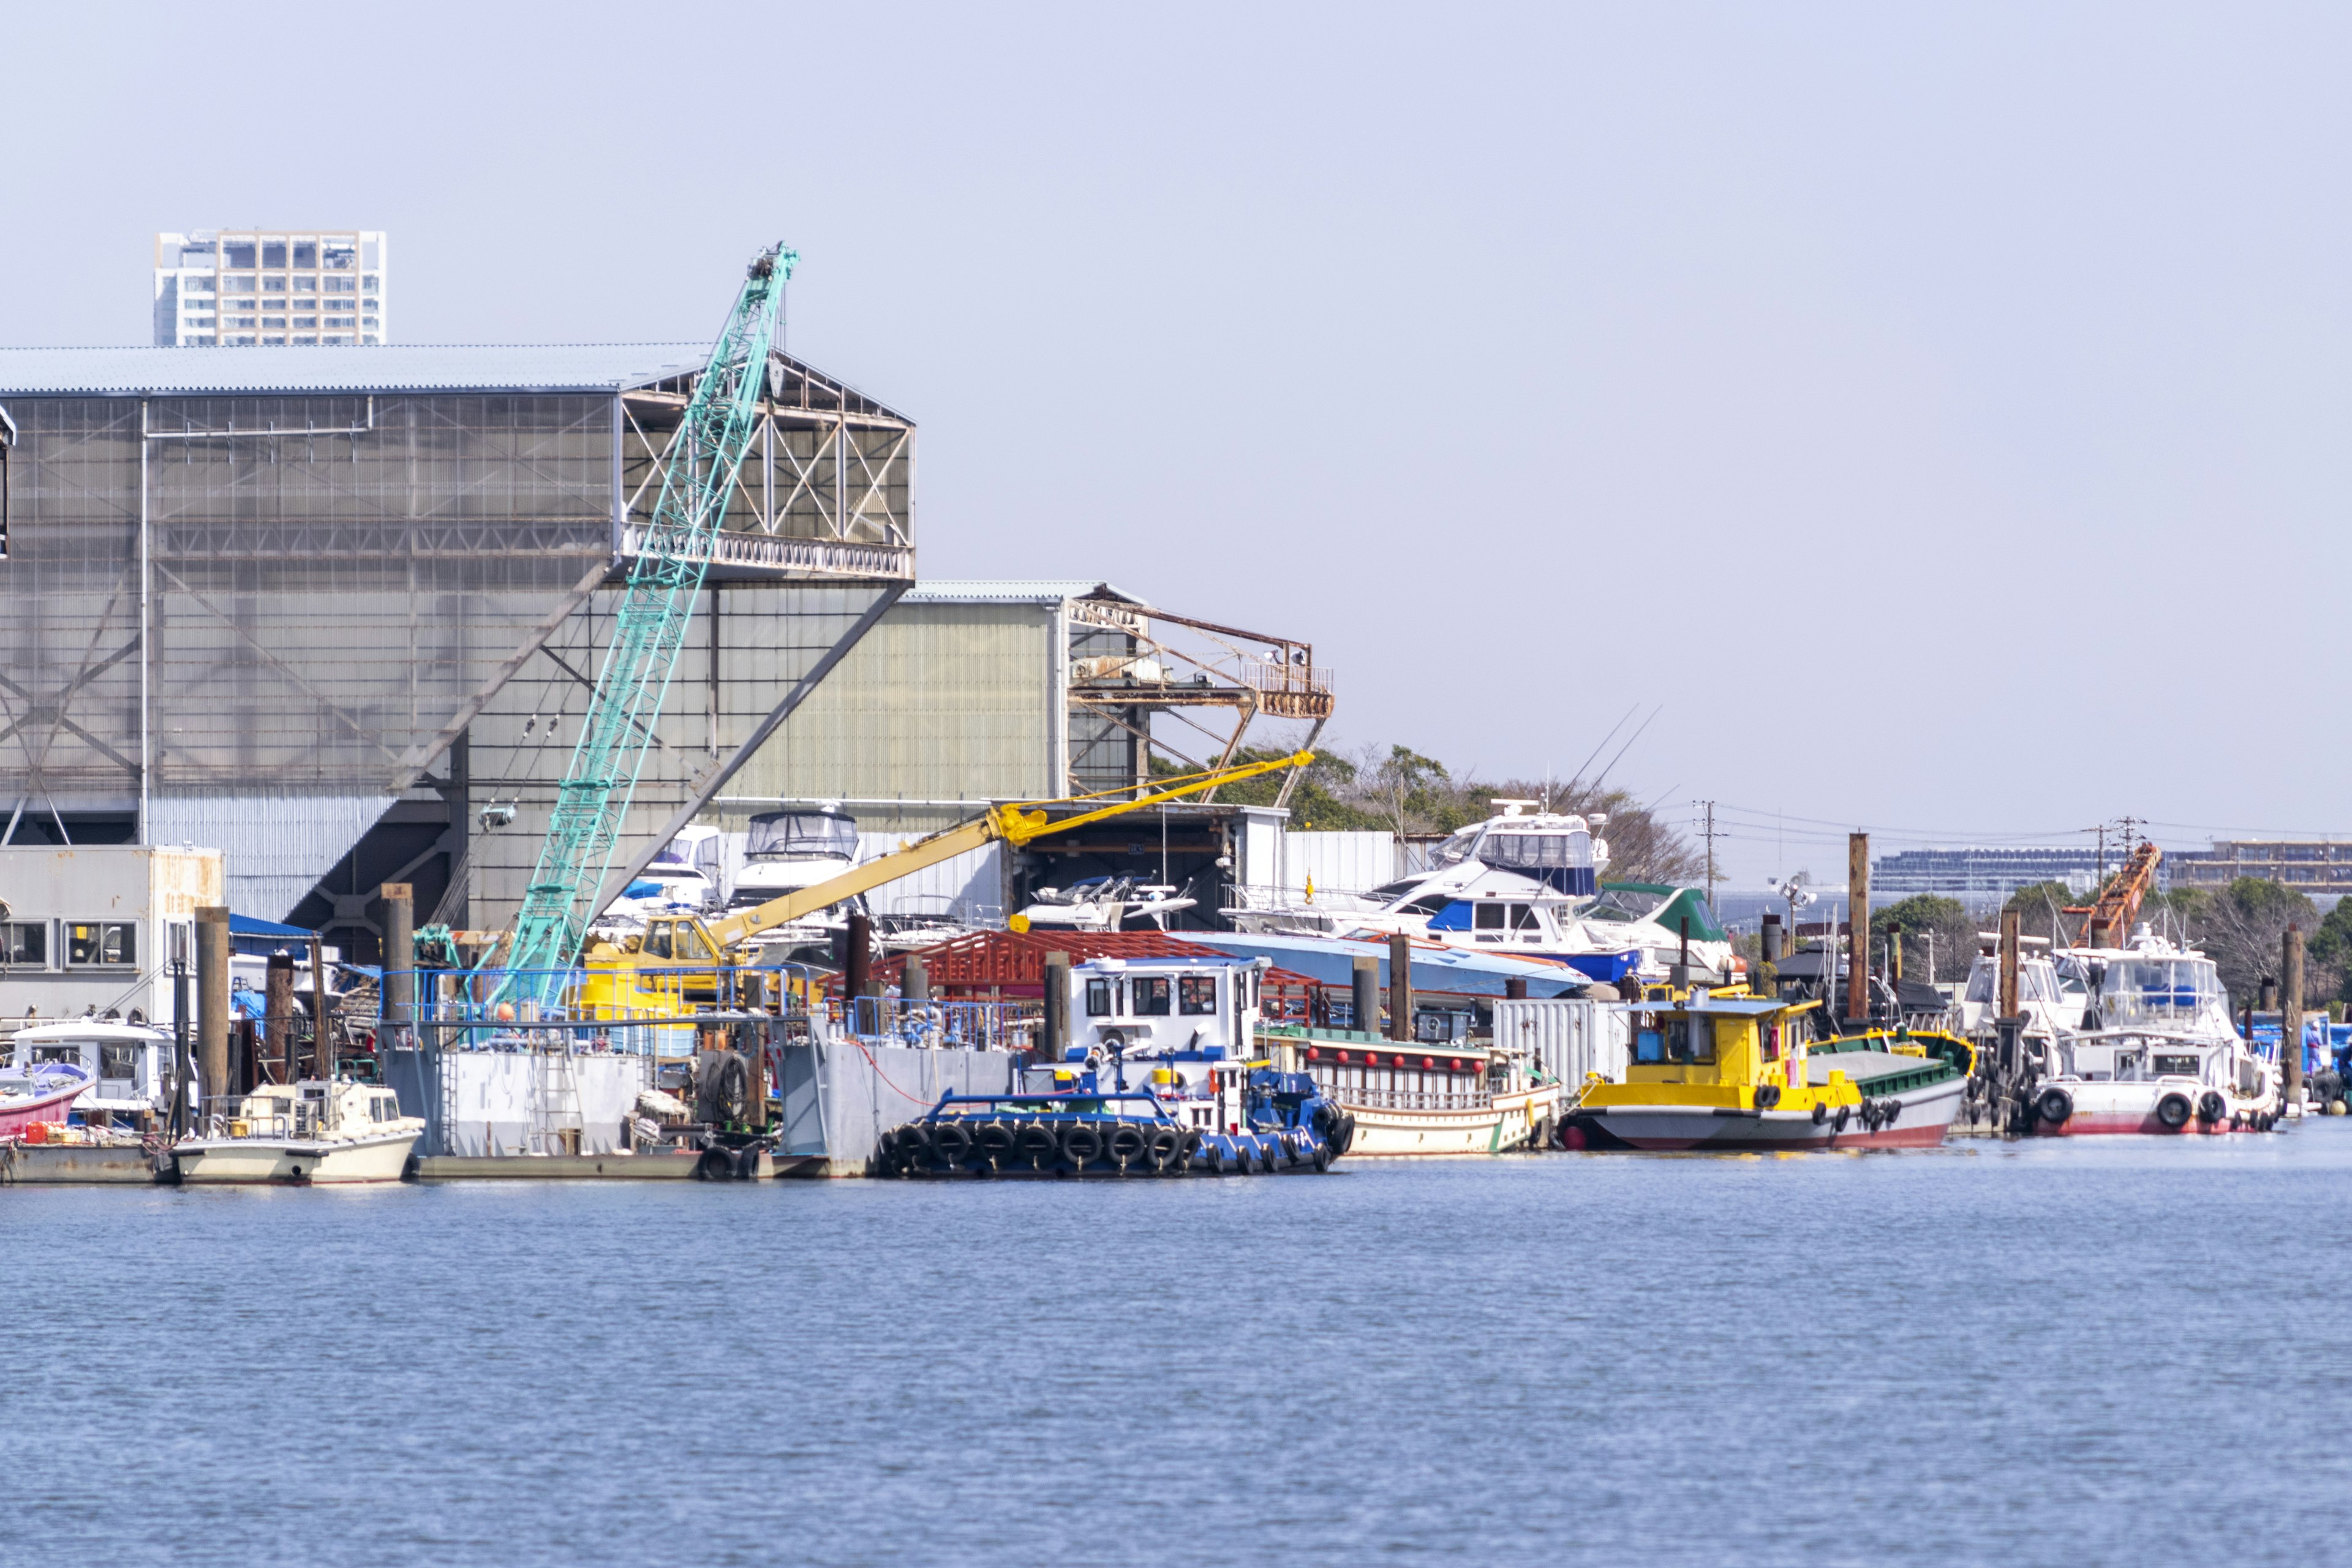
[2065, 840, 2161, 949]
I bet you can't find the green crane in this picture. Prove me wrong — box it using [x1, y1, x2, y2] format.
[497, 244, 796, 999]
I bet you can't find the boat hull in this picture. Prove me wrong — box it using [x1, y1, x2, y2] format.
[1583, 1075, 1964, 1152]
[0, 1080, 89, 1138]
[174, 1130, 419, 1185]
[1338, 1085, 1563, 1157]
[2028, 1080, 2276, 1136]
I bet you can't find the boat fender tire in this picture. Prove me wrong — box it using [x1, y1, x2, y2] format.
[695, 1145, 735, 1182]
[1061, 1121, 1104, 1169]
[1204, 1143, 1224, 1175]
[976, 1120, 1017, 1158]
[1147, 1125, 1181, 1167]
[1106, 1121, 1148, 1164]
[1811, 1102, 1827, 1126]
[1338, 1114, 1357, 1154]
[1312, 1142, 1330, 1172]
[2035, 1087, 2074, 1127]
[1755, 1085, 1780, 1111]
[1014, 1122, 1058, 1165]
[895, 1123, 933, 1167]
[2197, 1090, 2226, 1123]
[1833, 1106, 1850, 1133]
[1180, 1127, 1204, 1161]
[1259, 1138, 1280, 1174]
[2155, 1093, 2192, 1131]
[931, 1121, 974, 1164]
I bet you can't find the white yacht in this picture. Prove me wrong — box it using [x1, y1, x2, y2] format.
[1015, 875, 1197, 932]
[175, 1079, 424, 1184]
[603, 824, 728, 925]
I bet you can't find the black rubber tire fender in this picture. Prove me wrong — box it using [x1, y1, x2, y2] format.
[1014, 1121, 1058, 1164]
[1833, 1106, 1850, 1133]
[1147, 1125, 1181, 1167]
[1061, 1121, 1104, 1169]
[1811, 1102, 1827, 1126]
[896, 1122, 934, 1164]
[1204, 1142, 1225, 1175]
[1311, 1141, 1331, 1171]
[1106, 1121, 1148, 1164]
[2035, 1087, 2074, 1126]
[2155, 1093, 2192, 1131]
[931, 1120, 974, 1163]
[2197, 1090, 2226, 1123]
[975, 1120, 1017, 1158]
[1180, 1127, 1204, 1163]
[1337, 1114, 1357, 1154]
[695, 1145, 734, 1181]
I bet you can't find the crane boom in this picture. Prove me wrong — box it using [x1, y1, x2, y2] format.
[703, 751, 1316, 949]
[2067, 839, 2160, 948]
[500, 244, 796, 995]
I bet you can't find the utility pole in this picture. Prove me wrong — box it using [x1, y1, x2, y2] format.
[2283, 925, 2305, 1112]
[1698, 801, 1719, 907]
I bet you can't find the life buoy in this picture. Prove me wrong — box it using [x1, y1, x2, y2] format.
[2036, 1087, 2073, 1126]
[1014, 1121, 1058, 1166]
[1106, 1121, 1147, 1164]
[2155, 1093, 2192, 1130]
[1061, 1121, 1104, 1169]
[2197, 1091, 2226, 1123]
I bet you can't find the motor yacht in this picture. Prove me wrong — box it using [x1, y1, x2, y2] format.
[1014, 875, 1197, 932]
[726, 807, 862, 960]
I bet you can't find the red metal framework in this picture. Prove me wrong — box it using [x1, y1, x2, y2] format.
[866, 930, 1321, 1019]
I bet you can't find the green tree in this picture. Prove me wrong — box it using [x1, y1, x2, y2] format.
[1869, 894, 1977, 986]
[2002, 881, 2082, 945]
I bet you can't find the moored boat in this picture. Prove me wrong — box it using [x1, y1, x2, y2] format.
[174, 1079, 424, 1185]
[0, 1059, 94, 1139]
[1573, 990, 1972, 1152]
[1269, 1023, 1562, 1155]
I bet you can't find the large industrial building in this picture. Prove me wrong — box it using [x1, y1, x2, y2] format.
[0, 341, 1333, 967]
[0, 341, 914, 960]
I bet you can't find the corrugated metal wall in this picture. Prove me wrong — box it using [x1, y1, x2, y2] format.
[715, 600, 1054, 839]
[1493, 998, 1629, 1085]
[1279, 831, 1397, 897]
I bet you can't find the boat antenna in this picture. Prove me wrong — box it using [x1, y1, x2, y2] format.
[1563, 703, 1639, 797]
[1588, 705, 1662, 796]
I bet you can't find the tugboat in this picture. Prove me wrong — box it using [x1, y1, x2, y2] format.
[877, 955, 1352, 1177]
[1571, 987, 1972, 1152]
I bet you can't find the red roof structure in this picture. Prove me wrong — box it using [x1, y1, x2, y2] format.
[869, 930, 1323, 1019]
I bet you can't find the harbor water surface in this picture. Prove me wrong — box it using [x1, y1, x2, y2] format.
[10, 1127, 2352, 1567]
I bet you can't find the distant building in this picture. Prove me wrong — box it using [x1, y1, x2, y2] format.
[154, 230, 387, 347]
[2167, 840, 2352, 899]
[1871, 846, 2105, 904]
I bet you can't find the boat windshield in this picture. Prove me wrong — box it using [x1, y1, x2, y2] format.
[2100, 958, 2226, 1026]
[1962, 960, 2062, 1006]
[1428, 829, 1481, 869]
[746, 812, 859, 861]
[1480, 831, 1591, 872]
[1581, 886, 1670, 924]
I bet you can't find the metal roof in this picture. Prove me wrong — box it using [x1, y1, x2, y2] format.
[903, 580, 1148, 607]
[0, 343, 713, 397]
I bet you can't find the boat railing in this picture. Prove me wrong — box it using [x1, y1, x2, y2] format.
[195, 1093, 322, 1142]
[832, 995, 1031, 1053]
[1334, 1086, 1494, 1113]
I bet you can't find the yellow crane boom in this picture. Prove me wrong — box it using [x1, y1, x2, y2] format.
[703, 750, 1316, 949]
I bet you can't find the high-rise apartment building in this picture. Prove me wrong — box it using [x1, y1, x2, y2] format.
[153, 230, 388, 347]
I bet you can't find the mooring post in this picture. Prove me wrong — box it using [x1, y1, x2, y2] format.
[380, 882, 413, 1039]
[1351, 954, 1379, 1035]
[170, 956, 192, 1136]
[309, 935, 333, 1081]
[266, 952, 296, 1085]
[1042, 951, 1071, 1061]
[846, 911, 873, 1001]
[1387, 931, 1413, 1042]
[904, 955, 930, 1003]
[1504, 976, 1528, 1001]
[1847, 832, 1871, 1025]
[2283, 926, 2305, 1112]
[196, 906, 230, 1125]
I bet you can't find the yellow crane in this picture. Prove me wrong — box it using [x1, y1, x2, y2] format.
[574, 751, 1314, 1017]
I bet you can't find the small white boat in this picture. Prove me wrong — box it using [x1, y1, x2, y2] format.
[175, 1079, 423, 1185]
[8, 1019, 175, 1123]
[1016, 875, 1197, 932]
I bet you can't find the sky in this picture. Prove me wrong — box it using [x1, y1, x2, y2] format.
[4, 2, 2347, 888]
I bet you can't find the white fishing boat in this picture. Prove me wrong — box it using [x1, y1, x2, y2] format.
[175, 1079, 423, 1184]
[2022, 926, 2280, 1136]
[6, 1019, 175, 1124]
[726, 807, 861, 960]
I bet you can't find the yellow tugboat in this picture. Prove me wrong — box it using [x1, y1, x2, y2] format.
[1569, 988, 1972, 1152]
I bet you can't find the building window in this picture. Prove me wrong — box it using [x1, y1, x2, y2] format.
[360, 317, 379, 328]
[292, 241, 316, 267]
[293, 315, 317, 328]
[262, 335, 286, 345]
[224, 275, 256, 294]
[321, 334, 350, 345]
[360, 334, 380, 344]
[186, 335, 216, 345]
[66, 921, 137, 967]
[262, 317, 287, 328]
[324, 277, 355, 293]
[262, 277, 287, 292]
[361, 274, 379, 288]
[224, 242, 257, 268]
[185, 277, 215, 295]
[1, 921, 47, 967]
[261, 241, 287, 267]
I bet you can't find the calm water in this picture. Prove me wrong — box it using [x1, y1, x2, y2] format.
[9, 1125, 2352, 1567]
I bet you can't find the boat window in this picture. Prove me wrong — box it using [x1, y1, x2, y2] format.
[746, 811, 859, 861]
[1133, 977, 1172, 1016]
[1962, 962, 1994, 1005]
[31, 1044, 80, 1066]
[1483, 832, 1589, 871]
[1635, 1027, 1665, 1064]
[1179, 975, 1217, 1016]
[2153, 1054, 2201, 1077]
[66, 921, 137, 967]
[1, 921, 46, 967]
[1428, 829, 1480, 869]
[1760, 1021, 1781, 1061]
[1403, 894, 1451, 918]
[1666, 1017, 1714, 1063]
[1368, 880, 1423, 900]
[1474, 902, 1507, 931]
[100, 1041, 140, 1079]
[1085, 978, 1114, 1017]
[1511, 904, 1540, 931]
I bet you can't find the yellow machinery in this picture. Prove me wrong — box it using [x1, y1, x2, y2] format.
[573, 752, 1314, 1019]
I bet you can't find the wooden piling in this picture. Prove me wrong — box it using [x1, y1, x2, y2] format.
[310, 936, 332, 1081]
[267, 953, 296, 1085]
[903, 955, 930, 1003]
[1042, 951, 1071, 1061]
[196, 906, 230, 1118]
[1847, 832, 1871, 1023]
[1351, 954, 1378, 1034]
[1997, 910, 2021, 1020]
[1388, 931, 1413, 1042]
[2284, 926, 2305, 1109]
[846, 912, 873, 998]
[379, 883, 413, 1035]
